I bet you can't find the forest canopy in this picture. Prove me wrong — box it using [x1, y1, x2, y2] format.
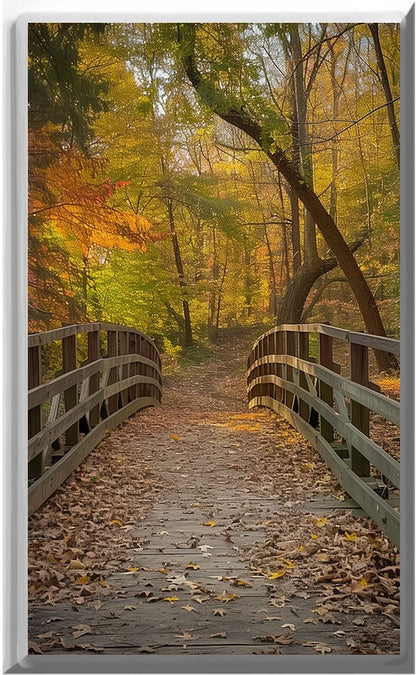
[28, 22, 400, 354]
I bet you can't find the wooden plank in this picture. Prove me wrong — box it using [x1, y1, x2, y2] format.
[319, 333, 334, 443]
[106, 330, 119, 415]
[88, 330, 101, 427]
[28, 344, 43, 479]
[28, 322, 158, 351]
[350, 342, 370, 477]
[62, 333, 78, 447]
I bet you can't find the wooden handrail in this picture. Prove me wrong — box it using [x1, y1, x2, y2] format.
[247, 323, 400, 548]
[28, 323, 162, 515]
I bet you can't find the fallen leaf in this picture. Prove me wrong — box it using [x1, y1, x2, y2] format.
[314, 643, 332, 654]
[36, 631, 54, 639]
[28, 641, 43, 654]
[110, 519, 123, 526]
[203, 521, 216, 527]
[268, 570, 286, 580]
[69, 559, 85, 569]
[99, 579, 109, 588]
[158, 568, 168, 575]
[344, 532, 357, 541]
[163, 596, 179, 603]
[210, 632, 227, 638]
[315, 517, 327, 527]
[185, 563, 200, 570]
[181, 605, 197, 612]
[264, 616, 282, 621]
[193, 502, 200, 507]
[281, 623, 296, 631]
[311, 534, 318, 540]
[135, 590, 153, 598]
[232, 579, 252, 587]
[123, 605, 136, 611]
[75, 576, 90, 585]
[175, 631, 195, 640]
[333, 630, 346, 637]
[352, 617, 365, 625]
[138, 647, 155, 653]
[213, 608, 226, 616]
[72, 624, 92, 638]
[127, 567, 139, 572]
[215, 590, 239, 603]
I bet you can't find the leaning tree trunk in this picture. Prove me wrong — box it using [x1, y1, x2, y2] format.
[166, 197, 193, 347]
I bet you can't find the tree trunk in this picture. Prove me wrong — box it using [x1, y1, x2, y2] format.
[369, 23, 400, 169]
[166, 197, 193, 347]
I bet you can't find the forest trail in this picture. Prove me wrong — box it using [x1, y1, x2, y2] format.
[28, 329, 400, 656]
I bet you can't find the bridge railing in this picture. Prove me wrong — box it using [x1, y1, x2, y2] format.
[247, 323, 400, 548]
[28, 322, 162, 515]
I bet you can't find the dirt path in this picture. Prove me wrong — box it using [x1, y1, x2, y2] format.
[28, 331, 400, 656]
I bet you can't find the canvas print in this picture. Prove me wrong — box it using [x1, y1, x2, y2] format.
[27, 21, 400, 657]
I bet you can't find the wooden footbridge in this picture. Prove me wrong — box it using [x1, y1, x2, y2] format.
[28, 321, 400, 546]
[27, 321, 400, 657]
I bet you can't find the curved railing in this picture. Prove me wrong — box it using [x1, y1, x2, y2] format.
[28, 322, 162, 515]
[247, 323, 400, 548]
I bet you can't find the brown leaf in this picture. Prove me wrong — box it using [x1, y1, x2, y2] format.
[213, 608, 226, 616]
[210, 632, 227, 638]
[72, 624, 92, 638]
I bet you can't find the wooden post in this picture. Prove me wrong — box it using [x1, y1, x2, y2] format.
[319, 333, 334, 443]
[62, 333, 78, 447]
[350, 342, 371, 476]
[107, 330, 118, 415]
[119, 331, 128, 406]
[28, 345, 43, 479]
[128, 332, 138, 400]
[285, 331, 295, 409]
[298, 332, 310, 422]
[88, 330, 100, 427]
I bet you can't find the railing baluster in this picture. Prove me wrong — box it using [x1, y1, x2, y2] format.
[62, 333, 78, 447]
[88, 330, 100, 427]
[106, 330, 119, 414]
[319, 333, 334, 443]
[350, 342, 371, 477]
[28, 345, 43, 479]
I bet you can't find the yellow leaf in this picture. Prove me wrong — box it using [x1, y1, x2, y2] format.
[127, 567, 139, 572]
[181, 605, 197, 612]
[298, 545, 304, 552]
[359, 578, 368, 588]
[315, 517, 327, 527]
[171, 434, 181, 441]
[99, 579, 109, 588]
[69, 559, 85, 569]
[163, 596, 179, 603]
[76, 576, 90, 585]
[344, 532, 357, 541]
[203, 521, 216, 527]
[110, 519, 123, 526]
[158, 568, 168, 575]
[185, 563, 200, 570]
[193, 502, 200, 507]
[311, 534, 318, 540]
[268, 569, 287, 580]
[235, 579, 253, 587]
[282, 559, 294, 568]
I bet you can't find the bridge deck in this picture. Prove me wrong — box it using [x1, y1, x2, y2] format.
[28, 336, 399, 656]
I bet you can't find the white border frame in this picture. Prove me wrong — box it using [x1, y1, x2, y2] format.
[2, 4, 414, 673]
